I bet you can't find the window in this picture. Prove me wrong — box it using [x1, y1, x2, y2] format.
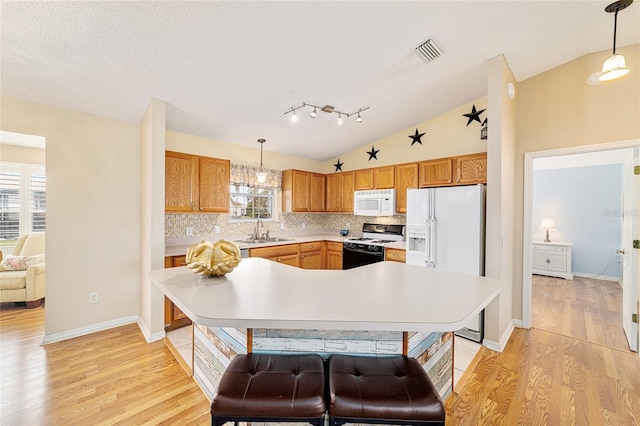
[230, 184, 274, 221]
[0, 163, 46, 244]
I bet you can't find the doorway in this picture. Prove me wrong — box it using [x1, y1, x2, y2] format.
[522, 140, 639, 353]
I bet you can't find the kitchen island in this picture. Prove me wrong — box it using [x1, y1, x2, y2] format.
[151, 258, 501, 401]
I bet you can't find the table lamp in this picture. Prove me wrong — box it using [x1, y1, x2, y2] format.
[539, 218, 556, 242]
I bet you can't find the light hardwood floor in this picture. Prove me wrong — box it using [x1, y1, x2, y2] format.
[532, 274, 631, 352]
[2, 302, 639, 425]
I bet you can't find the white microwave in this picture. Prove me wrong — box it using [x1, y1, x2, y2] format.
[354, 189, 396, 216]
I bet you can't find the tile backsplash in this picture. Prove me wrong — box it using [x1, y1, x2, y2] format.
[165, 212, 405, 239]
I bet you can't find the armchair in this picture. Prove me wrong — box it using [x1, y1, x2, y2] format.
[0, 232, 46, 308]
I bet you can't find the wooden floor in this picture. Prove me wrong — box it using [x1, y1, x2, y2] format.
[2, 302, 639, 425]
[531, 274, 631, 352]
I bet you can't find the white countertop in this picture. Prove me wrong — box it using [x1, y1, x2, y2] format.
[151, 258, 501, 332]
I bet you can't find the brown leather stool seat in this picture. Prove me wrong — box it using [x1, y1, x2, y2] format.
[328, 355, 445, 426]
[210, 353, 326, 426]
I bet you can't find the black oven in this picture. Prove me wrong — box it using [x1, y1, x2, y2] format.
[342, 242, 385, 270]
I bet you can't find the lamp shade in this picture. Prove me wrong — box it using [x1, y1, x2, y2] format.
[599, 54, 630, 81]
[539, 218, 556, 231]
[255, 171, 268, 184]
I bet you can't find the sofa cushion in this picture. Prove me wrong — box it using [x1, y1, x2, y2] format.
[0, 254, 45, 271]
[0, 271, 27, 290]
[20, 232, 45, 256]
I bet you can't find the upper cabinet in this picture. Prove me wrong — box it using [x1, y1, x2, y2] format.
[419, 152, 486, 188]
[282, 170, 325, 212]
[355, 166, 395, 190]
[326, 172, 354, 213]
[395, 163, 419, 214]
[165, 151, 230, 213]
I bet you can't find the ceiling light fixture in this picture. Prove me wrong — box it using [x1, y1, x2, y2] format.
[284, 102, 370, 124]
[256, 139, 268, 184]
[599, 0, 633, 82]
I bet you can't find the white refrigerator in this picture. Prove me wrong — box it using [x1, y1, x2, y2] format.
[406, 184, 485, 342]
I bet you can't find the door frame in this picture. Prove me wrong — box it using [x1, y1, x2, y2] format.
[522, 139, 639, 349]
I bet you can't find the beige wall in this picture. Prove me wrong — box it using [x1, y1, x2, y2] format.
[0, 144, 45, 165]
[323, 99, 487, 173]
[166, 130, 325, 173]
[0, 96, 142, 338]
[513, 44, 640, 320]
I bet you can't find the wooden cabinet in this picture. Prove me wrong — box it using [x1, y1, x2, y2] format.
[453, 153, 487, 185]
[419, 158, 453, 187]
[385, 247, 406, 263]
[326, 172, 355, 213]
[532, 241, 573, 280]
[165, 151, 230, 213]
[300, 242, 324, 270]
[394, 163, 419, 214]
[165, 151, 198, 212]
[325, 241, 343, 270]
[419, 153, 487, 188]
[355, 166, 395, 190]
[163, 255, 192, 331]
[282, 170, 325, 212]
[198, 157, 230, 212]
[250, 243, 300, 268]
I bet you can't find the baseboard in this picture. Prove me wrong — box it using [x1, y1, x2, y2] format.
[482, 319, 515, 353]
[137, 316, 165, 343]
[513, 319, 523, 328]
[573, 272, 622, 285]
[42, 315, 138, 345]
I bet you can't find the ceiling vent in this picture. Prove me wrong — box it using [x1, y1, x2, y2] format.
[415, 39, 443, 62]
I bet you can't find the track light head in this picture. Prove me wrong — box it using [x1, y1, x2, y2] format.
[337, 114, 343, 125]
[356, 112, 362, 123]
[310, 108, 317, 118]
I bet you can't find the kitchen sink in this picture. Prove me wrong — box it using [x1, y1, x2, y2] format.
[235, 237, 294, 244]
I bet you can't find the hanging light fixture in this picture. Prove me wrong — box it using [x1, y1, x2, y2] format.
[599, 0, 633, 82]
[256, 139, 268, 184]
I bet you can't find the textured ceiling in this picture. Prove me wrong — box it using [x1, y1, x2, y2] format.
[2, 1, 639, 161]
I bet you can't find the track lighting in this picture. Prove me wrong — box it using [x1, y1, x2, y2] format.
[599, 0, 633, 82]
[284, 102, 370, 124]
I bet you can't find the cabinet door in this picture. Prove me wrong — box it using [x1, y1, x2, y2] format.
[548, 252, 567, 273]
[300, 251, 322, 269]
[276, 253, 300, 268]
[199, 157, 230, 212]
[395, 163, 418, 214]
[419, 158, 453, 187]
[292, 170, 311, 211]
[454, 153, 487, 185]
[165, 151, 198, 212]
[326, 250, 343, 270]
[310, 173, 325, 212]
[355, 169, 374, 190]
[385, 248, 406, 263]
[374, 166, 395, 189]
[325, 174, 339, 212]
[340, 172, 355, 212]
[532, 250, 549, 271]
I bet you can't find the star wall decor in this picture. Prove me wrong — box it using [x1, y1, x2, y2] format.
[367, 145, 379, 161]
[408, 128, 425, 146]
[463, 104, 486, 126]
[333, 159, 344, 172]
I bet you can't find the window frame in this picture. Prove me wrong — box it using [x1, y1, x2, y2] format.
[229, 183, 277, 223]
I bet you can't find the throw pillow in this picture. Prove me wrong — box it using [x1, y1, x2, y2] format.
[0, 254, 45, 271]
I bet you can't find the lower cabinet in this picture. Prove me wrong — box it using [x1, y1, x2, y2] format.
[385, 247, 406, 263]
[164, 255, 192, 331]
[300, 242, 324, 270]
[326, 241, 344, 270]
[531, 241, 573, 280]
[250, 243, 300, 268]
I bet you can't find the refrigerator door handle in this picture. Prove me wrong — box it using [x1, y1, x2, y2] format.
[429, 217, 436, 268]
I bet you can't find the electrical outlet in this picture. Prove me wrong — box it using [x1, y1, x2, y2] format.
[89, 292, 99, 304]
[214, 225, 220, 234]
[186, 227, 193, 236]
[280, 222, 285, 230]
[301, 223, 306, 230]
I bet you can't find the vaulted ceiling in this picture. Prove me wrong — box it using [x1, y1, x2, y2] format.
[2, 1, 638, 160]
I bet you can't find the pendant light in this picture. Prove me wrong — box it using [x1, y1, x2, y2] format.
[256, 139, 268, 184]
[599, 0, 633, 82]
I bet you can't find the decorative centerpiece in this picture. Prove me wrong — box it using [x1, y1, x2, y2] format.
[186, 239, 241, 277]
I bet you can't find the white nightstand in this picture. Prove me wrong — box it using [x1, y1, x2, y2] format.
[532, 241, 573, 280]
